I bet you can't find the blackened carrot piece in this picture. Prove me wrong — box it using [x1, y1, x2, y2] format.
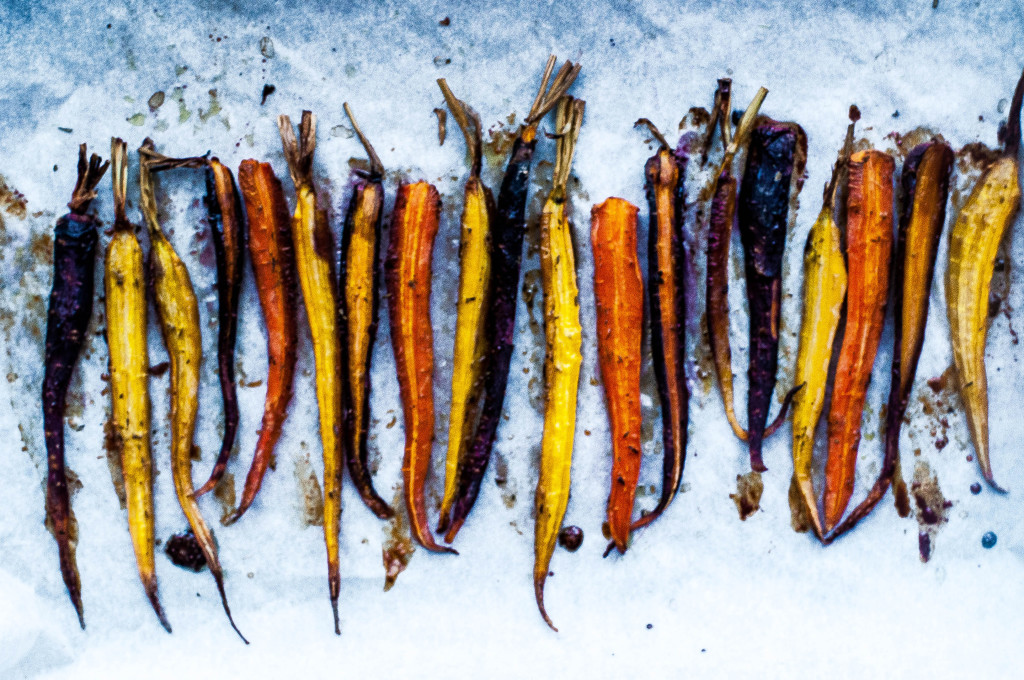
[591, 198, 642, 554]
[194, 158, 247, 498]
[736, 118, 807, 472]
[338, 103, 392, 519]
[822, 150, 895, 532]
[228, 160, 298, 523]
[443, 56, 580, 543]
[827, 141, 952, 542]
[43, 144, 108, 629]
[386, 181, 456, 554]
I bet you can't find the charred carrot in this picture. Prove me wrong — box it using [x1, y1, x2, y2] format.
[385, 181, 455, 554]
[443, 56, 580, 543]
[194, 158, 247, 498]
[737, 117, 807, 472]
[43, 144, 107, 628]
[946, 68, 1024, 492]
[436, 79, 495, 533]
[138, 139, 247, 643]
[591, 197, 642, 554]
[822, 150, 895, 532]
[228, 160, 298, 523]
[790, 120, 854, 539]
[828, 140, 953, 541]
[105, 138, 171, 631]
[278, 112, 345, 633]
[534, 96, 585, 632]
[338, 103, 392, 519]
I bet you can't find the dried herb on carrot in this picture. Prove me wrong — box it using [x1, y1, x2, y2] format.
[338, 103, 392, 519]
[534, 96, 585, 632]
[435, 79, 495, 534]
[138, 139, 247, 643]
[790, 119, 854, 539]
[194, 158, 247, 498]
[822, 149, 895, 532]
[43, 144, 107, 629]
[278, 111, 345, 633]
[591, 197, 642, 555]
[385, 181, 456, 554]
[228, 159, 298, 523]
[736, 117, 808, 473]
[442, 56, 580, 543]
[945, 67, 1024, 492]
[827, 140, 953, 542]
[105, 138, 171, 631]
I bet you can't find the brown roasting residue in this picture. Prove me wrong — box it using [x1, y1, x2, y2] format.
[911, 461, 951, 562]
[294, 452, 325, 527]
[103, 420, 128, 509]
[731, 471, 764, 521]
[213, 472, 236, 525]
[787, 476, 811, 533]
[382, 487, 415, 592]
[0, 176, 28, 219]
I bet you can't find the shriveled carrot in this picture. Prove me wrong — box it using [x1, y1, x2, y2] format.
[228, 160, 298, 523]
[385, 181, 457, 555]
[278, 111, 345, 633]
[946, 67, 1024, 492]
[591, 197, 642, 555]
[534, 96, 585, 632]
[822, 149, 894, 532]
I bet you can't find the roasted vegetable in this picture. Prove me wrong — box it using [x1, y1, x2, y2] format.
[228, 160, 298, 523]
[535, 96, 585, 632]
[105, 138, 171, 631]
[338, 103, 392, 519]
[737, 117, 807, 472]
[591, 197, 642, 554]
[385, 181, 456, 554]
[277, 112, 345, 633]
[443, 56, 581, 543]
[194, 158, 247, 498]
[789, 121, 853, 539]
[43, 144, 107, 629]
[822, 150, 895, 532]
[945, 67, 1024, 491]
[138, 139, 247, 642]
[827, 140, 953, 541]
[436, 79, 495, 534]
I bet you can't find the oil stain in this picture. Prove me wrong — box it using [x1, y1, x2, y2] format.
[103, 420, 128, 509]
[0, 175, 28, 219]
[213, 471, 236, 525]
[730, 471, 763, 520]
[787, 476, 811, 533]
[294, 450, 324, 527]
[911, 461, 951, 562]
[382, 486, 415, 592]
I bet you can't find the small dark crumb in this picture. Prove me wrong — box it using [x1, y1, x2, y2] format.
[148, 361, 170, 377]
[601, 521, 612, 540]
[610, 37, 616, 46]
[982, 531, 997, 549]
[57, 127, 73, 134]
[701, 649, 706, 653]
[849, 104, 861, 122]
[53, 165, 58, 172]
[932, 0, 938, 8]
[892, 110, 900, 118]
[439, 16, 450, 26]
[918, 531, 931, 562]
[646, 623, 653, 630]
[979, 115, 984, 122]
[558, 525, 584, 552]
[260, 83, 276, 105]
[165, 529, 207, 572]
[970, 482, 982, 495]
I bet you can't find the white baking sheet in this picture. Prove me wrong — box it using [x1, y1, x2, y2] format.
[1, 0, 1023, 677]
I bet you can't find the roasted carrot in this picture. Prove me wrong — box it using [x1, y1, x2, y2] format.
[443, 56, 580, 543]
[822, 150, 895, 532]
[535, 96, 585, 632]
[790, 120, 854, 539]
[277, 111, 345, 633]
[138, 139, 247, 643]
[43, 144, 107, 629]
[338, 103, 392, 519]
[228, 160, 298, 523]
[105, 138, 171, 631]
[946, 67, 1024, 492]
[736, 117, 807, 472]
[385, 181, 455, 554]
[827, 140, 953, 542]
[436, 79, 495, 534]
[591, 197, 642, 554]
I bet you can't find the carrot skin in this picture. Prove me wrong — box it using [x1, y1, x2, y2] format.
[592, 198, 643, 553]
[386, 182, 456, 554]
[229, 160, 298, 522]
[195, 159, 246, 498]
[822, 150, 895, 532]
[736, 120, 806, 472]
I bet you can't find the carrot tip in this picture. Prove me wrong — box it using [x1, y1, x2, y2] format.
[534, 580, 559, 632]
[192, 479, 217, 499]
[443, 518, 465, 545]
[332, 597, 341, 636]
[750, 457, 768, 473]
[982, 474, 1008, 494]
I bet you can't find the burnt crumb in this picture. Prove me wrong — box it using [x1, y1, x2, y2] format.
[610, 37, 616, 46]
[260, 84, 276, 105]
[558, 526, 584, 552]
[849, 104, 861, 122]
[982, 531, 997, 549]
[438, 16, 450, 26]
[970, 482, 982, 495]
[148, 361, 170, 376]
[730, 471, 764, 521]
[646, 623, 653, 629]
[165, 529, 207, 572]
[892, 110, 900, 118]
